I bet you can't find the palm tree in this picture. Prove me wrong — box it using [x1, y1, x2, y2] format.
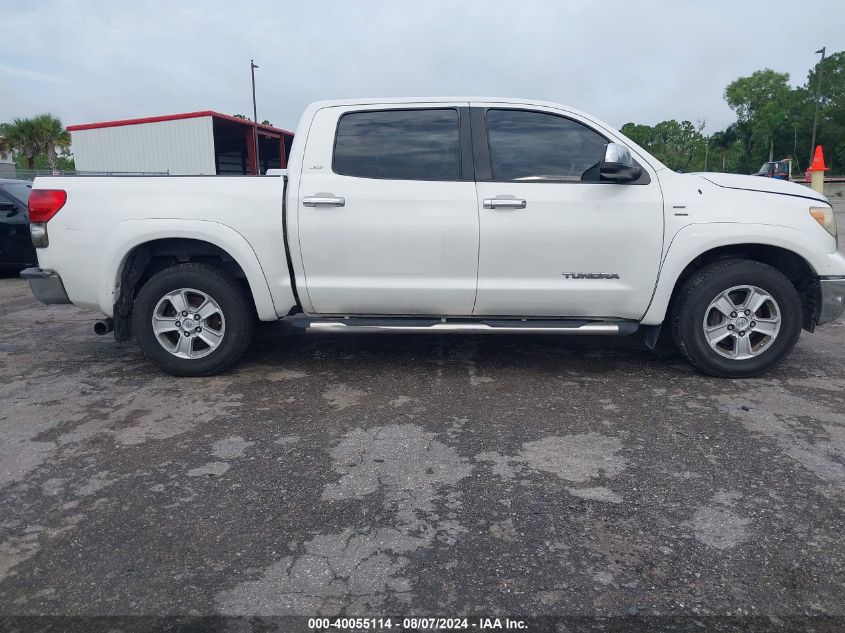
[1, 114, 71, 171]
[33, 114, 71, 172]
[1, 118, 41, 169]
[710, 127, 738, 172]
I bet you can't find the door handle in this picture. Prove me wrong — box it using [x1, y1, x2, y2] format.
[483, 198, 527, 209]
[302, 195, 346, 207]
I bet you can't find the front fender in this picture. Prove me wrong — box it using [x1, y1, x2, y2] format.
[641, 222, 845, 325]
[100, 219, 278, 321]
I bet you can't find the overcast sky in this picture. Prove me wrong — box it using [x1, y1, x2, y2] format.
[1, 1, 841, 135]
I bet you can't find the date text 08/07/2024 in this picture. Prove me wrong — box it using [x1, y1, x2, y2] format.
[307, 616, 528, 630]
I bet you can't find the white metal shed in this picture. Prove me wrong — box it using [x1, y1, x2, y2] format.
[68, 111, 294, 175]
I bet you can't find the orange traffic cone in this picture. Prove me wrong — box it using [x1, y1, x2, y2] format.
[808, 145, 828, 172]
[808, 146, 827, 194]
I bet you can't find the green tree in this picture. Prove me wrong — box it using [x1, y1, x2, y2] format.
[724, 70, 794, 170]
[807, 51, 845, 172]
[14, 151, 75, 172]
[1, 114, 71, 171]
[621, 119, 706, 172]
[33, 114, 71, 172]
[708, 126, 741, 172]
[619, 123, 655, 148]
[1, 118, 41, 169]
[620, 50, 845, 175]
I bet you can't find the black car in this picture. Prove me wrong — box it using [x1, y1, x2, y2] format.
[0, 178, 37, 270]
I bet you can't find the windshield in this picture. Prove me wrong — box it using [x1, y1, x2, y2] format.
[1, 181, 32, 205]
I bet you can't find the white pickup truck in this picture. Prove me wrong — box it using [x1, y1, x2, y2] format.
[21, 98, 845, 377]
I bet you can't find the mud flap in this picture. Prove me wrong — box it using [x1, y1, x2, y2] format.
[642, 324, 662, 350]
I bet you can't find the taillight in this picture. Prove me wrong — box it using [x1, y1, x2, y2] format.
[28, 189, 67, 223]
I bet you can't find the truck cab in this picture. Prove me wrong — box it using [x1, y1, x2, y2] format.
[290, 100, 662, 320]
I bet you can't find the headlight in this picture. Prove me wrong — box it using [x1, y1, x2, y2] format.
[810, 206, 837, 239]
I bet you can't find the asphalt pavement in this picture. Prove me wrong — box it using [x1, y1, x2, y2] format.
[0, 262, 844, 630]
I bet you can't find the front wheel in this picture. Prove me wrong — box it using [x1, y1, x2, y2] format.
[132, 263, 255, 376]
[671, 259, 803, 378]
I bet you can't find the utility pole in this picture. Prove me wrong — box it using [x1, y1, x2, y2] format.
[809, 47, 826, 167]
[251, 59, 260, 174]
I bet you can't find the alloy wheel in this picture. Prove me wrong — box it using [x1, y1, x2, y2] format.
[151, 288, 225, 359]
[702, 285, 781, 360]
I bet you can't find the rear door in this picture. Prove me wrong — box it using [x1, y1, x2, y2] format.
[296, 103, 479, 315]
[470, 104, 664, 319]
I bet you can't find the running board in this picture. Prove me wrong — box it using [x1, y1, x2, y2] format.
[301, 318, 639, 336]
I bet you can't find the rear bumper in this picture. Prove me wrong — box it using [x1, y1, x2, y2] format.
[20, 267, 71, 305]
[818, 276, 845, 325]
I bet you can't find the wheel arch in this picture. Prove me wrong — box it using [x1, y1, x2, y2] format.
[642, 224, 823, 330]
[102, 220, 279, 341]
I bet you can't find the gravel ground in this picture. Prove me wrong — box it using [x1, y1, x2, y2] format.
[0, 269, 844, 630]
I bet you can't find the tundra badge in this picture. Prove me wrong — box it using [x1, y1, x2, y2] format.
[561, 272, 621, 279]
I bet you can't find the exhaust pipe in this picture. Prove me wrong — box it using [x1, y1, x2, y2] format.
[93, 318, 114, 336]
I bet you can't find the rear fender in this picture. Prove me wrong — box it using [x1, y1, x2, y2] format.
[101, 219, 278, 321]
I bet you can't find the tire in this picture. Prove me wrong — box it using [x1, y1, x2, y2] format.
[671, 259, 802, 378]
[132, 263, 255, 376]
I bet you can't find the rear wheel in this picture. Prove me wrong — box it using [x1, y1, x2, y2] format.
[132, 263, 255, 376]
[671, 259, 802, 378]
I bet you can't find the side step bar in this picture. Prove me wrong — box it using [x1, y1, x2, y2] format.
[300, 318, 639, 336]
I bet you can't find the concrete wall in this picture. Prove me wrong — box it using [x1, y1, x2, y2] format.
[70, 116, 217, 175]
[823, 181, 845, 198]
[798, 180, 845, 198]
[0, 162, 15, 178]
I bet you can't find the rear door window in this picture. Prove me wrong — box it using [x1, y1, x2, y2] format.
[333, 109, 461, 181]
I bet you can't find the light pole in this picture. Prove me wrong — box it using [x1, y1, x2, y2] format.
[809, 47, 825, 167]
[251, 59, 260, 174]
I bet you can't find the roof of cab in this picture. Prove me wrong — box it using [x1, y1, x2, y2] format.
[306, 96, 584, 113]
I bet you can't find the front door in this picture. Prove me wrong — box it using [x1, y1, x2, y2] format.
[296, 103, 479, 315]
[470, 105, 664, 319]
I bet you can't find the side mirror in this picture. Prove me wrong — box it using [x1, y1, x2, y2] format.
[600, 143, 642, 182]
